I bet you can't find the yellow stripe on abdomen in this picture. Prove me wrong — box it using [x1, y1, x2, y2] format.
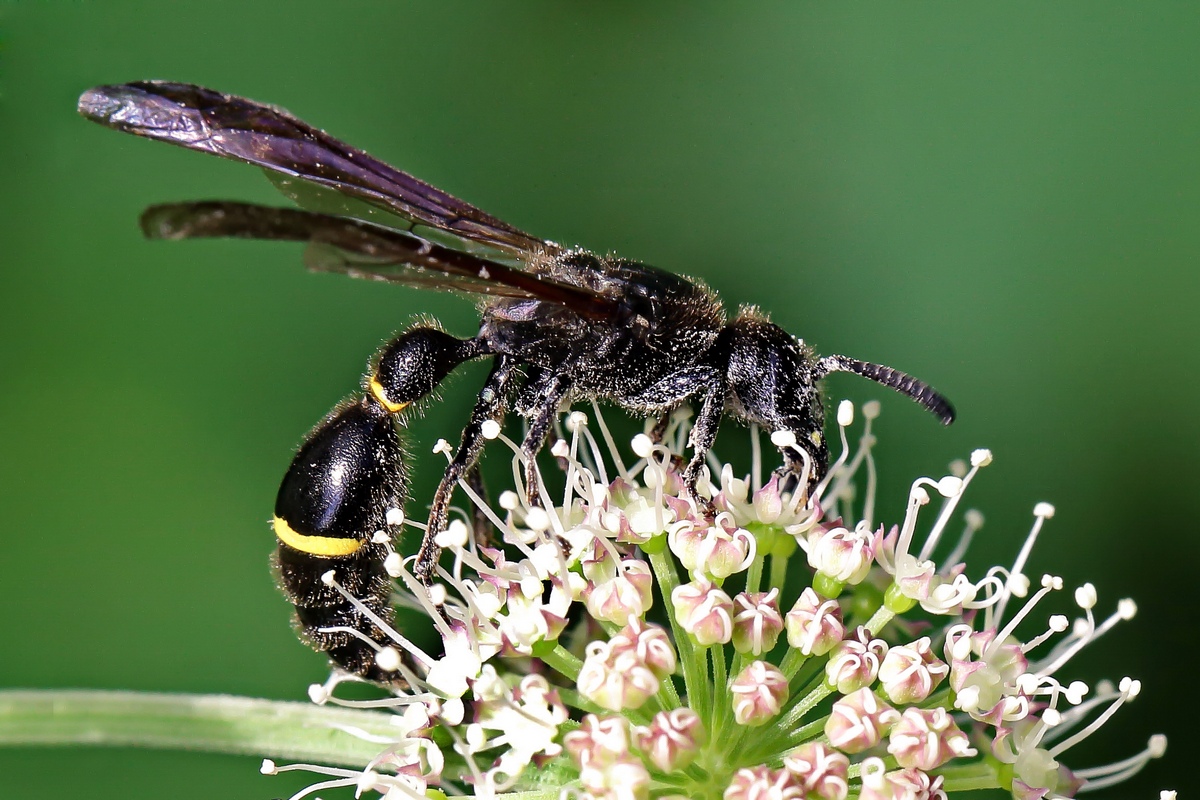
[273, 515, 362, 557]
[369, 377, 410, 414]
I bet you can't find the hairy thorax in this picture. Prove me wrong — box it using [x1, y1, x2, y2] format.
[480, 250, 726, 398]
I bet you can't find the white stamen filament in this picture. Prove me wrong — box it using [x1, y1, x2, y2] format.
[1049, 678, 1139, 758]
[1074, 735, 1167, 790]
[992, 506, 1053, 623]
[321, 572, 436, 669]
[918, 459, 984, 562]
[589, 400, 628, 480]
[991, 575, 1060, 657]
[940, 508, 984, 573]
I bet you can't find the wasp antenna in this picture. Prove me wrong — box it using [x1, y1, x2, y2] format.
[817, 355, 956, 425]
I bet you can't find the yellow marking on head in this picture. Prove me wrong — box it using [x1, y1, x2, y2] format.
[273, 515, 363, 557]
[369, 376, 409, 414]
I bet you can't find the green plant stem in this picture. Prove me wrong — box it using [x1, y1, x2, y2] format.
[649, 550, 704, 711]
[0, 689, 401, 769]
[934, 762, 1002, 792]
[709, 644, 728, 738]
[539, 644, 583, 682]
[769, 553, 789, 592]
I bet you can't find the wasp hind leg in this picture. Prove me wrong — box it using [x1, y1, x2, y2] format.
[416, 355, 518, 584]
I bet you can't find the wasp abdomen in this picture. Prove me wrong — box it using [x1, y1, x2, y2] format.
[271, 397, 408, 682]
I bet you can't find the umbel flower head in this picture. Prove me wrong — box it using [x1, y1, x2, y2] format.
[273, 400, 1169, 800]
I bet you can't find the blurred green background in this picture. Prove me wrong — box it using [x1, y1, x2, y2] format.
[0, 2, 1193, 797]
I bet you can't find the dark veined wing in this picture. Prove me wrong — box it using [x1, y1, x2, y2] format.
[78, 81, 557, 260]
[261, 171, 527, 269]
[140, 201, 619, 318]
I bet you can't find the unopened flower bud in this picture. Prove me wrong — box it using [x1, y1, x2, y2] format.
[887, 707, 976, 770]
[563, 713, 632, 770]
[608, 619, 677, 680]
[825, 628, 888, 694]
[888, 768, 946, 800]
[732, 589, 784, 655]
[878, 636, 948, 704]
[635, 708, 705, 771]
[672, 578, 735, 645]
[752, 474, 786, 523]
[724, 766, 803, 800]
[807, 524, 877, 585]
[577, 641, 659, 711]
[786, 587, 845, 656]
[670, 516, 754, 580]
[783, 741, 850, 800]
[586, 559, 653, 625]
[731, 660, 789, 726]
[824, 688, 900, 753]
[579, 754, 651, 800]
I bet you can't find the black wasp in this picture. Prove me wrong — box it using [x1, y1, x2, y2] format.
[80, 82, 954, 680]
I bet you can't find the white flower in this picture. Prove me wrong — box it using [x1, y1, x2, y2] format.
[251, 405, 1168, 800]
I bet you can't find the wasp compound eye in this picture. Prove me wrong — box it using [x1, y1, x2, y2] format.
[370, 327, 485, 413]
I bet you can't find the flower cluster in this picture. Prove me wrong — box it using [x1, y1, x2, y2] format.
[270, 401, 1169, 800]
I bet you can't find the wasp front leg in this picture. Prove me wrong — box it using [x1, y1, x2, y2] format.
[619, 364, 726, 518]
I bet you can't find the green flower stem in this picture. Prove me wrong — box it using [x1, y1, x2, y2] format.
[649, 550, 704, 715]
[691, 646, 712, 723]
[776, 683, 832, 743]
[0, 689, 398, 769]
[555, 688, 609, 718]
[934, 762, 1002, 792]
[920, 687, 953, 710]
[744, 550, 764, 596]
[709, 644, 728, 738]
[768, 553, 789, 593]
[539, 644, 583, 683]
[863, 605, 895, 636]
[778, 645, 809, 682]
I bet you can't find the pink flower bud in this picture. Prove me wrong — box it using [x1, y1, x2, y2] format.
[825, 628, 888, 694]
[672, 578, 735, 645]
[783, 741, 850, 800]
[670, 516, 754, 579]
[732, 589, 784, 656]
[724, 766, 803, 800]
[824, 688, 901, 753]
[878, 636, 948, 704]
[888, 768, 947, 800]
[887, 707, 976, 770]
[752, 474, 786, 523]
[564, 713, 631, 767]
[785, 587, 845, 656]
[577, 641, 659, 711]
[585, 559, 653, 625]
[635, 708, 705, 771]
[608, 619, 677, 680]
[731, 660, 789, 726]
[806, 524, 878, 585]
[858, 759, 948, 800]
[860, 759, 898, 800]
[579, 754, 650, 800]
